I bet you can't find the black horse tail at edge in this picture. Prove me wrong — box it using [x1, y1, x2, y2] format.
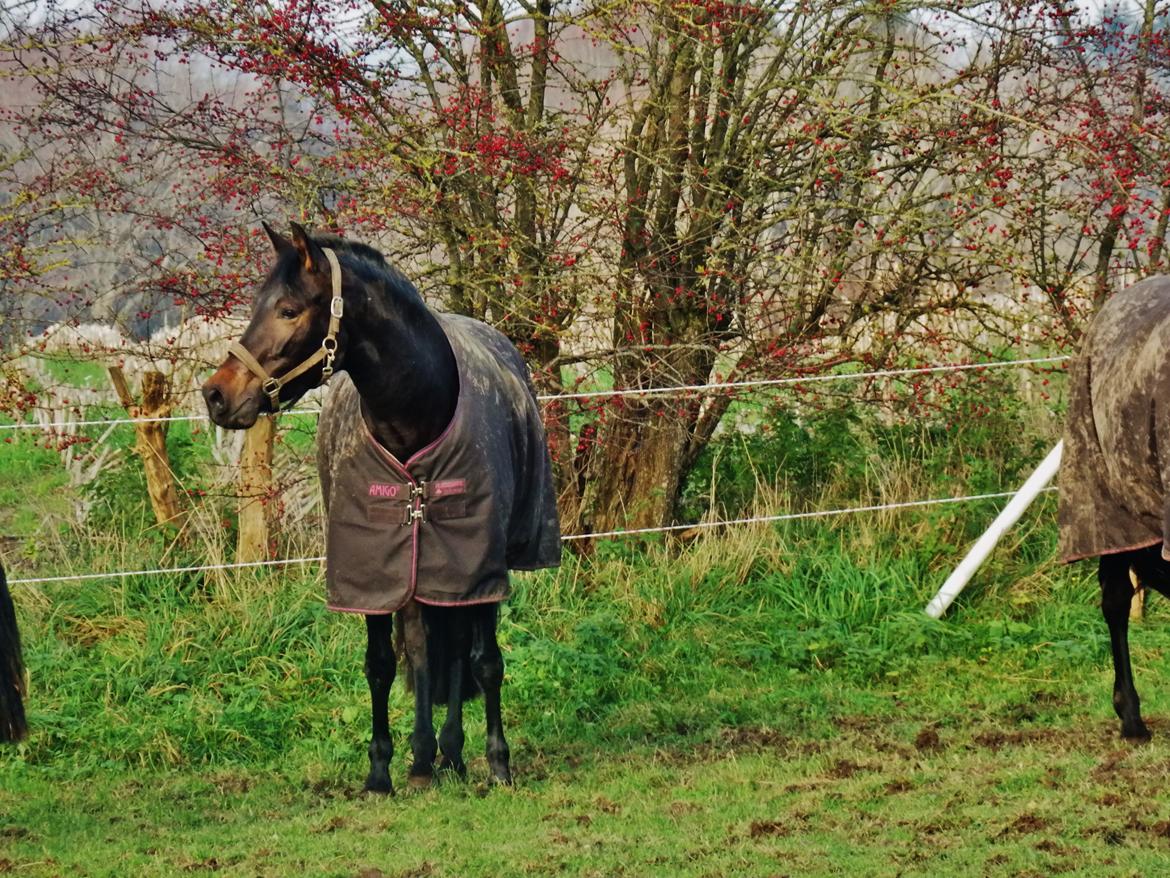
[0, 562, 27, 743]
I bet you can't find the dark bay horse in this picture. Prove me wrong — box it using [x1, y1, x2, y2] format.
[202, 223, 559, 793]
[0, 561, 27, 742]
[1059, 275, 1170, 740]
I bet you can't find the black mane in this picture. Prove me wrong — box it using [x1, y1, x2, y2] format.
[313, 234, 387, 266]
[309, 234, 427, 312]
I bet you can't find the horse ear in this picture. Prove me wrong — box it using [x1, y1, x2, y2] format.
[289, 222, 327, 274]
[262, 221, 293, 255]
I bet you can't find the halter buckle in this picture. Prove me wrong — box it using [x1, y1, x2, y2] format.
[262, 377, 281, 403]
[330, 297, 345, 320]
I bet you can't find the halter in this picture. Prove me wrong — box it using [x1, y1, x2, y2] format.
[227, 246, 345, 410]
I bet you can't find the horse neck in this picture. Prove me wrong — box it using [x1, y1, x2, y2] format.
[341, 282, 458, 461]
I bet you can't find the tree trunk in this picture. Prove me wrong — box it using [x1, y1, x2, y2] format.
[236, 416, 275, 563]
[581, 399, 693, 534]
[108, 366, 184, 528]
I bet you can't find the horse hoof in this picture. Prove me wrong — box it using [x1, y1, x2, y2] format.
[488, 767, 514, 787]
[1122, 725, 1152, 742]
[407, 772, 434, 790]
[363, 777, 395, 796]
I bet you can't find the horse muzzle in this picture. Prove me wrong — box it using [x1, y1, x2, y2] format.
[202, 363, 264, 429]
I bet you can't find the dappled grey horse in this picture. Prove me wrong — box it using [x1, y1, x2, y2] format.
[1060, 275, 1170, 740]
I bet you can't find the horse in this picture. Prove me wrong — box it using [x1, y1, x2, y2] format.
[1058, 275, 1170, 741]
[201, 223, 561, 793]
[0, 561, 27, 743]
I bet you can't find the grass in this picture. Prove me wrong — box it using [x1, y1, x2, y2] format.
[6, 363, 1162, 876]
[8, 710, 1170, 878]
[5, 598, 1170, 877]
[5, 507, 1170, 876]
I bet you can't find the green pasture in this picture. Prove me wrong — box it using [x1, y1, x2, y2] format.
[6, 360, 1165, 876]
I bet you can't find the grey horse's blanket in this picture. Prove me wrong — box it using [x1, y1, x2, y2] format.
[1059, 275, 1170, 563]
[317, 313, 561, 613]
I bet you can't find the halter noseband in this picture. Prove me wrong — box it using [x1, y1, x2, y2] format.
[227, 246, 345, 410]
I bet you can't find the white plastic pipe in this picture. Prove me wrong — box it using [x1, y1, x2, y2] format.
[924, 440, 1064, 619]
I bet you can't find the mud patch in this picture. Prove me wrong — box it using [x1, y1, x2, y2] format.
[1083, 825, 1126, 845]
[826, 758, 868, 779]
[748, 819, 791, 839]
[1119, 816, 1170, 839]
[210, 773, 253, 796]
[914, 727, 943, 753]
[593, 795, 622, 815]
[372, 866, 433, 878]
[1091, 749, 1131, 779]
[997, 813, 1050, 837]
[1034, 839, 1078, 856]
[972, 728, 1057, 752]
[719, 726, 791, 751]
[183, 858, 224, 872]
[303, 778, 360, 801]
[315, 815, 348, 834]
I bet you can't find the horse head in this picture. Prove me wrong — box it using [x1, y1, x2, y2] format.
[202, 222, 344, 429]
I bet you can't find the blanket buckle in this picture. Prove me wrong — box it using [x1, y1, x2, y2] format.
[401, 501, 427, 525]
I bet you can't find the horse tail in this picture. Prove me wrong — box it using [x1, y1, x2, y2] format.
[411, 605, 479, 705]
[0, 562, 27, 743]
[430, 652, 478, 705]
[397, 605, 479, 703]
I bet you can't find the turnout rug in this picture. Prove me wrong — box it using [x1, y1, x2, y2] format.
[1059, 275, 1170, 563]
[317, 312, 561, 613]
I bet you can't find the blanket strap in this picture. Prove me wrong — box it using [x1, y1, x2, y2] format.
[228, 247, 345, 409]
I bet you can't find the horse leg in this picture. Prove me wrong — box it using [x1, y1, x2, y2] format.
[399, 601, 438, 787]
[1100, 552, 1151, 740]
[469, 603, 511, 785]
[363, 614, 396, 794]
[437, 607, 470, 778]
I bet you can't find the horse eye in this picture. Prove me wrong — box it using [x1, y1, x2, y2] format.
[279, 307, 300, 320]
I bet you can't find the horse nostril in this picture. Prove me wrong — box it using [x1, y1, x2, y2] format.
[203, 384, 226, 417]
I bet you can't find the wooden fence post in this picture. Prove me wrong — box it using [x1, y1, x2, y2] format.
[1130, 570, 1146, 622]
[108, 366, 184, 527]
[237, 416, 275, 563]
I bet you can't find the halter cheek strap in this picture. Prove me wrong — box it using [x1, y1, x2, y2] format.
[227, 246, 345, 410]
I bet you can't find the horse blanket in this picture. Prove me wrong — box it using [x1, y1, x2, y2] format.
[1059, 275, 1170, 563]
[317, 313, 561, 613]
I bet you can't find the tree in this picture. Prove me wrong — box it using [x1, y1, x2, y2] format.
[6, 0, 1170, 534]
